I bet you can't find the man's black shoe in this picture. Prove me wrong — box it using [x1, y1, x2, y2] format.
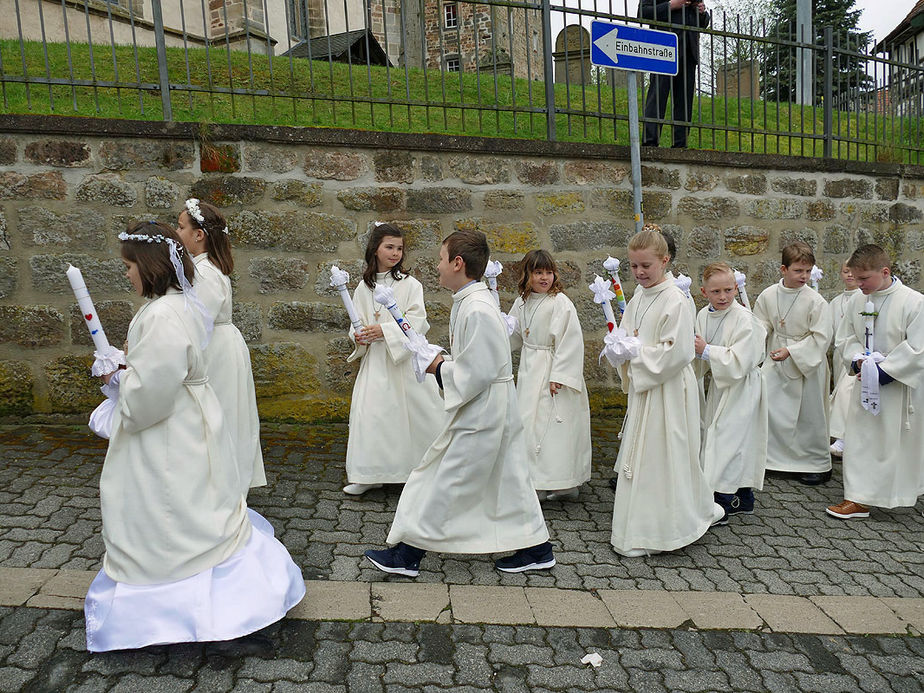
[798, 470, 832, 486]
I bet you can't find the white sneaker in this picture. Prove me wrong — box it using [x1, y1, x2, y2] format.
[544, 487, 580, 501]
[614, 547, 662, 557]
[829, 439, 845, 457]
[343, 483, 383, 495]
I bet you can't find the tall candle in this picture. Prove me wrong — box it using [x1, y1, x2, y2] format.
[330, 266, 363, 332]
[66, 264, 110, 352]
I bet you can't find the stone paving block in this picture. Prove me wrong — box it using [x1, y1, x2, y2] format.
[449, 585, 534, 625]
[288, 580, 370, 621]
[743, 594, 843, 634]
[525, 587, 615, 628]
[671, 591, 762, 630]
[810, 596, 907, 634]
[598, 589, 688, 629]
[25, 594, 85, 610]
[371, 583, 449, 623]
[0, 567, 57, 606]
[37, 569, 96, 598]
[881, 597, 924, 634]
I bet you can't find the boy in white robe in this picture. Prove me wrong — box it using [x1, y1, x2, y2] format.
[753, 242, 833, 485]
[365, 230, 553, 576]
[694, 263, 768, 518]
[827, 244, 924, 519]
[827, 262, 861, 457]
[611, 230, 724, 557]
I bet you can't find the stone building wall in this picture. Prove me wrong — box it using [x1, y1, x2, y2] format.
[0, 116, 922, 423]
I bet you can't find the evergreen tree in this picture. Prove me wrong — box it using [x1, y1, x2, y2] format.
[759, 0, 873, 102]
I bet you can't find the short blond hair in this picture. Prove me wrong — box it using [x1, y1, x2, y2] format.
[702, 262, 734, 284]
[847, 244, 891, 272]
[628, 229, 669, 258]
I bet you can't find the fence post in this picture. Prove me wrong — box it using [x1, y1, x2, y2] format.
[541, 0, 556, 141]
[823, 26, 833, 158]
[151, 0, 173, 121]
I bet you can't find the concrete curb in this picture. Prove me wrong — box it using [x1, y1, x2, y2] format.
[2, 567, 921, 636]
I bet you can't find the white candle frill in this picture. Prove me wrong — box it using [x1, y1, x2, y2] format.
[89, 373, 120, 439]
[810, 265, 823, 291]
[589, 274, 617, 332]
[330, 265, 363, 331]
[674, 272, 693, 298]
[602, 256, 628, 314]
[483, 259, 519, 336]
[733, 269, 751, 309]
[856, 299, 885, 415]
[599, 327, 641, 367]
[371, 285, 444, 383]
[66, 264, 125, 377]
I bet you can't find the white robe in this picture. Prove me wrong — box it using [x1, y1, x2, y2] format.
[508, 291, 591, 490]
[612, 279, 716, 553]
[694, 302, 768, 493]
[345, 273, 444, 484]
[828, 288, 861, 439]
[836, 279, 924, 507]
[753, 282, 832, 473]
[193, 253, 266, 492]
[386, 282, 549, 553]
[100, 290, 251, 584]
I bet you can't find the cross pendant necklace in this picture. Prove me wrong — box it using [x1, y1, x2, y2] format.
[777, 289, 800, 328]
[633, 291, 663, 337]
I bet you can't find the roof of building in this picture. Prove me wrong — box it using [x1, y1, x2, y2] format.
[875, 0, 924, 53]
[281, 29, 390, 65]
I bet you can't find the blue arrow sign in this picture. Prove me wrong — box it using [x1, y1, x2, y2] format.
[591, 20, 679, 76]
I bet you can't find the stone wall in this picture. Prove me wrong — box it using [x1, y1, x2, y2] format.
[0, 115, 922, 423]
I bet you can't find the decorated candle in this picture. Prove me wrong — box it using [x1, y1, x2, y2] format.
[66, 264, 110, 352]
[330, 265, 364, 332]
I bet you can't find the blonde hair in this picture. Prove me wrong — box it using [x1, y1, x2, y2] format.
[847, 244, 891, 272]
[702, 262, 734, 284]
[628, 229, 669, 258]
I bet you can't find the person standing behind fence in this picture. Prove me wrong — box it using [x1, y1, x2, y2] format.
[638, 0, 710, 149]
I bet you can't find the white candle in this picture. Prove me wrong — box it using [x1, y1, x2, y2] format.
[329, 266, 363, 332]
[66, 264, 110, 352]
[483, 259, 503, 307]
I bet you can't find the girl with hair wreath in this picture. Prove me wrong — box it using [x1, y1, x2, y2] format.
[342, 223, 444, 495]
[84, 221, 304, 652]
[176, 198, 265, 495]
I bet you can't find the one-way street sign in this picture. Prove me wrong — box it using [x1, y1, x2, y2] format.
[590, 20, 679, 76]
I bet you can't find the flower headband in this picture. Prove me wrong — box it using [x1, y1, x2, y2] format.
[184, 198, 229, 235]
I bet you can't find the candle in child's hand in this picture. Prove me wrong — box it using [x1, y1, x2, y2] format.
[66, 264, 110, 353]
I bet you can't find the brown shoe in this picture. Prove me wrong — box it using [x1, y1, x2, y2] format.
[826, 500, 870, 519]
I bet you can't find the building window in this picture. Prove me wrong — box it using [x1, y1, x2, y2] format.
[446, 57, 461, 72]
[444, 3, 459, 30]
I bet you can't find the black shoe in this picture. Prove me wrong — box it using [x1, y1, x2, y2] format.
[495, 542, 556, 573]
[733, 487, 755, 514]
[798, 470, 832, 486]
[364, 542, 425, 577]
[608, 476, 619, 491]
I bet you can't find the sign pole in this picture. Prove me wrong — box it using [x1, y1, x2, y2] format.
[626, 71, 644, 233]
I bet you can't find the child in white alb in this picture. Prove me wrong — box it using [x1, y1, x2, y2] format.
[827, 262, 861, 457]
[694, 262, 767, 519]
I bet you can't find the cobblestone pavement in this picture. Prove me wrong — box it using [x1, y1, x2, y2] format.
[1, 425, 922, 598]
[1, 606, 923, 693]
[2, 425, 924, 693]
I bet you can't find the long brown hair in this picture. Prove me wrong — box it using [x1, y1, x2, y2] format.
[362, 223, 407, 289]
[121, 221, 195, 298]
[517, 249, 564, 301]
[185, 200, 234, 275]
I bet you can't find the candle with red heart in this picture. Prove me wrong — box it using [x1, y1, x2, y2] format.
[66, 264, 111, 353]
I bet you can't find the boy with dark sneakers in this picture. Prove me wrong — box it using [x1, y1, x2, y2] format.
[365, 230, 554, 576]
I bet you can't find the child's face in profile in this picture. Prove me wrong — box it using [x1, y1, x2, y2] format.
[851, 266, 891, 295]
[701, 272, 737, 311]
[175, 211, 203, 253]
[840, 264, 859, 290]
[122, 258, 143, 296]
[629, 247, 669, 288]
[529, 268, 555, 294]
[375, 235, 404, 271]
[780, 260, 813, 289]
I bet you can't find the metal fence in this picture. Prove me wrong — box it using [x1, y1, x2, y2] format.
[1, 0, 922, 163]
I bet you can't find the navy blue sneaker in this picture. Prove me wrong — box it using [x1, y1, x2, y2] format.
[733, 487, 755, 515]
[364, 543, 425, 577]
[494, 542, 556, 573]
[714, 492, 735, 514]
